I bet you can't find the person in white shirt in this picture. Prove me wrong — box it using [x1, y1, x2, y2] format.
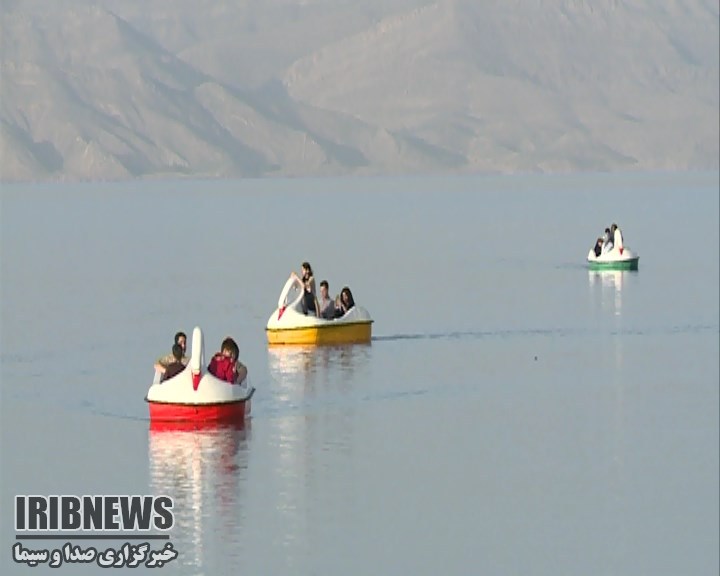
[602, 227, 613, 253]
[317, 280, 335, 319]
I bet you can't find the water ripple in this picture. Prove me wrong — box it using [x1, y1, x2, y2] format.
[373, 328, 575, 341]
[373, 323, 718, 342]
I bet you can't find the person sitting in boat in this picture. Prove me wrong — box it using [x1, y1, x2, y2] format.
[291, 262, 318, 316]
[601, 228, 613, 253]
[332, 294, 343, 316]
[333, 286, 356, 318]
[593, 237, 604, 258]
[208, 337, 247, 384]
[161, 344, 186, 382]
[318, 280, 335, 320]
[154, 331, 188, 375]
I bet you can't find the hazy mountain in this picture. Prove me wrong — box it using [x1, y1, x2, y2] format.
[1, 0, 718, 182]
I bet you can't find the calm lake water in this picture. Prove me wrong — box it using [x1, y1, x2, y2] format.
[1, 172, 718, 575]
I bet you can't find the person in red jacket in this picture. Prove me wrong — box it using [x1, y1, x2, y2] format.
[208, 337, 247, 384]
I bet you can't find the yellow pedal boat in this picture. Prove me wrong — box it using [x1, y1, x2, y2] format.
[266, 276, 373, 346]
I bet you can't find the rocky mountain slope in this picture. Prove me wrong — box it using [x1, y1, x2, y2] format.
[1, 0, 718, 182]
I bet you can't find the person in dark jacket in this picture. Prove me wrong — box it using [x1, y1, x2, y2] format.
[291, 262, 318, 315]
[334, 286, 356, 318]
[593, 237, 604, 258]
[161, 344, 186, 382]
[154, 331, 188, 375]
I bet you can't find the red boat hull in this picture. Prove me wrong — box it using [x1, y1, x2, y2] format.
[147, 399, 251, 423]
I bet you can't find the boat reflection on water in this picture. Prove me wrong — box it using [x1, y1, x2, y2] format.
[148, 420, 251, 572]
[264, 345, 370, 551]
[588, 268, 631, 369]
[587, 270, 631, 554]
[267, 344, 371, 394]
[588, 269, 628, 316]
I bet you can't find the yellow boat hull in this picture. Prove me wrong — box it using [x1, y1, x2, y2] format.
[267, 321, 372, 346]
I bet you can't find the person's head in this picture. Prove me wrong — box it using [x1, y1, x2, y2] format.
[611, 223, 617, 232]
[341, 287, 354, 307]
[301, 262, 313, 277]
[604, 228, 611, 235]
[597, 237, 603, 245]
[221, 337, 238, 361]
[171, 344, 183, 362]
[174, 331, 187, 351]
[320, 280, 329, 299]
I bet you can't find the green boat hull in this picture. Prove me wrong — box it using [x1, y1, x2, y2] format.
[588, 258, 639, 271]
